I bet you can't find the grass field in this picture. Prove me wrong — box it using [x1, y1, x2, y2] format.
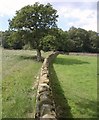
[2, 49, 98, 118]
[50, 54, 97, 118]
[2, 49, 42, 118]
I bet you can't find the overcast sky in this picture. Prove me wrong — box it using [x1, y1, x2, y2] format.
[0, 0, 98, 32]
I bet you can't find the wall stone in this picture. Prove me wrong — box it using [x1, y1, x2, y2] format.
[35, 52, 59, 120]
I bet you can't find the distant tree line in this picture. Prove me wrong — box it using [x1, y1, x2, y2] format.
[1, 26, 99, 53]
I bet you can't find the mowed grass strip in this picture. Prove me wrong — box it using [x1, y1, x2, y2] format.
[2, 49, 42, 118]
[50, 54, 97, 118]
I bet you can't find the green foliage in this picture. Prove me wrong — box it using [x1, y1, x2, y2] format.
[55, 29, 71, 52]
[2, 31, 11, 49]
[2, 30, 24, 49]
[2, 4, 98, 54]
[9, 4, 57, 45]
[9, 3, 58, 30]
[88, 30, 98, 52]
[8, 31, 24, 49]
[2, 26, 98, 53]
[41, 35, 56, 51]
[47, 28, 75, 52]
[9, 2, 58, 60]
[68, 27, 83, 52]
[68, 26, 98, 53]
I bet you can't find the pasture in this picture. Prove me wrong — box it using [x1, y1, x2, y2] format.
[50, 54, 97, 118]
[2, 49, 98, 118]
[2, 49, 42, 118]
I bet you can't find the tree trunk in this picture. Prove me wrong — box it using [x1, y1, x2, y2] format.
[36, 49, 42, 61]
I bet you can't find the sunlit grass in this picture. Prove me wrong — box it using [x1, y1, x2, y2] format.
[50, 54, 97, 118]
[2, 49, 42, 118]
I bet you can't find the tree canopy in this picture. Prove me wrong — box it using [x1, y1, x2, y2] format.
[9, 2, 58, 61]
[1, 2, 98, 55]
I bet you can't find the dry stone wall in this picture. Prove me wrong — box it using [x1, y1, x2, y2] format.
[35, 52, 59, 120]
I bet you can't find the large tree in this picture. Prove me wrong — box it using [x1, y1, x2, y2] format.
[9, 2, 58, 61]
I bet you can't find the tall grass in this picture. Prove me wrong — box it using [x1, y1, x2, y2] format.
[2, 49, 42, 118]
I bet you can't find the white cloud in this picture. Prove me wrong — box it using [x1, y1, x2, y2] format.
[57, 3, 97, 31]
[0, 0, 48, 16]
[0, 0, 98, 31]
[0, 0, 98, 16]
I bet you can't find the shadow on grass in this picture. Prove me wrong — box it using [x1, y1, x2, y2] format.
[18, 55, 44, 62]
[75, 98, 98, 118]
[49, 64, 98, 119]
[54, 57, 90, 65]
[49, 64, 73, 119]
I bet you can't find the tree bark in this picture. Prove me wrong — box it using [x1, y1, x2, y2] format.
[36, 49, 42, 61]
